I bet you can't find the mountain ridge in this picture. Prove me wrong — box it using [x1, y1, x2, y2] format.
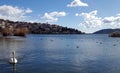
[93, 29, 120, 34]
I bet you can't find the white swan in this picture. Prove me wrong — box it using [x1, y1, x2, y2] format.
[9, 51, 18, 64]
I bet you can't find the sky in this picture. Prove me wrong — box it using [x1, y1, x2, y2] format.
[0, 0, 120, 33]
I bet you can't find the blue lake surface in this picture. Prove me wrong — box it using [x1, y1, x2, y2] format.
[0, 34, 120, 73]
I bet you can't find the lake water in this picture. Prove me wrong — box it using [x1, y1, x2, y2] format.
[0, 34, 120, 73]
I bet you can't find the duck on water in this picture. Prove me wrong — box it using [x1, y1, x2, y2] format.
[9, 51, 18, 64]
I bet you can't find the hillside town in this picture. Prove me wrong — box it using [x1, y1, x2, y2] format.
[0, 19, 84, 36]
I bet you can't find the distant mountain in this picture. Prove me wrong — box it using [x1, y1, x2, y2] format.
[0, 19, 84, 35]
[94, 29, 120, 34]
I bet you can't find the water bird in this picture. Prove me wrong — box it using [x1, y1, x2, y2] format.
[113, 44, 116, 46]
[100, 42, 102, 44]
[9, 51, 18, 64]
[96, 41, 98, 43]
[40, 38, 43, 40]
[76, 46, 79, 48]
[50, 39, 53, 42]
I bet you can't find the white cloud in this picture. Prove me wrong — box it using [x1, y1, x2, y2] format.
[76, 10, 102, 28]
[25, 8, 32, 13]
[75, 13, 79, 16]
[103, 15, 120, 27]
[67, 0, 88, 7]
[41, 11, 66, 22]
[76, 10, 120, 30]
[0, 5, 32, 21]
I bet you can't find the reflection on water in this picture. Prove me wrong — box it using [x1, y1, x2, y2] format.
[1, 34, 120, 73]
[12, 64, 16, 73]
[0, 36, 26, 64]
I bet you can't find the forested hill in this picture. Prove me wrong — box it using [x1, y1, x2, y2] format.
[93, 29, 120, 34]
[0, 19, 84, 34]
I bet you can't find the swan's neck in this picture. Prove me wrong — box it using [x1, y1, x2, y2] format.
[13, 53, 15, 58]
[12, 52, 15, 62]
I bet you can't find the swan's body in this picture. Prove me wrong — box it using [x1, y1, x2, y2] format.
[9, 58, 18, 64]
[9, 51, 18, 64]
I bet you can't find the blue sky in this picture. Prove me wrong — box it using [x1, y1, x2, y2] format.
[0, 0, 120, 33]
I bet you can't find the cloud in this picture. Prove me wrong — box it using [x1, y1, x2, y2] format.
[76, 10, 102, 28]
[0, 5, 32, 21]
[25, 8, 32, 13]
[103, 14, 120, 27]
[76, 10, 120, 29]
[67, 0, 88, 7]
[41, 11, 66, 22]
